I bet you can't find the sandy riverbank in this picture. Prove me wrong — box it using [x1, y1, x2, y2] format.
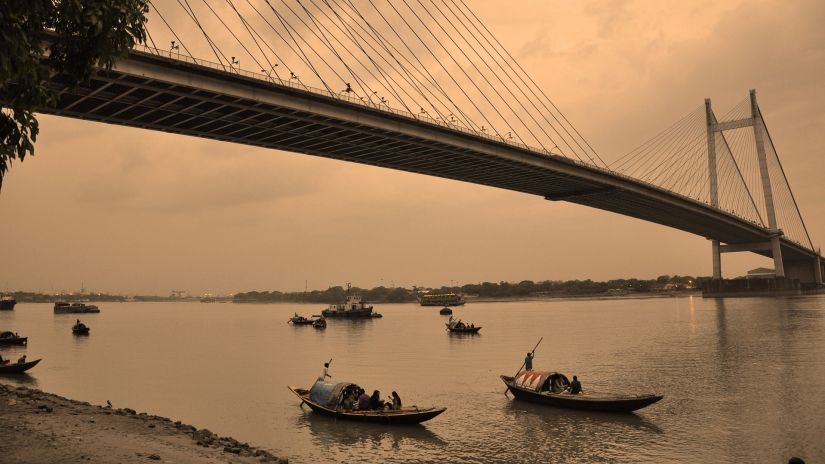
[0, 383, 286, 464]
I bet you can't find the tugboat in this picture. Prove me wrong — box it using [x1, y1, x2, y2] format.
[55, 302, 100, 314]
[72, 320, 91, 335]
[321, 284, 382, 318]
[0, 296, 16, 310]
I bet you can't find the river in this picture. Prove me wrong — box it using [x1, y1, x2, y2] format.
[1, 296, 823, 463]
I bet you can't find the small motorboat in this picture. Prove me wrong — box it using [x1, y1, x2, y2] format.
[439, 307, 453, 315]
[0, 331, 27, 346]
[501, 371, 663, 413]
[0, 358, 41, 374]
[288, 381, 446, 425]
[445, 316, 480, 333]
[312, 317, 327, 329]
[288, 314, 315, 325]
[72, 321, 90, 335]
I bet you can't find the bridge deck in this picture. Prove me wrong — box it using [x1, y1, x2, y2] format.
[39, 50, 817, 262]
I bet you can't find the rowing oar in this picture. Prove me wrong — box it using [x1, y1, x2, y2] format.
[504, 337, 543, 397]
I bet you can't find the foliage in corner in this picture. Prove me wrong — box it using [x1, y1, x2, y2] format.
[0, 0, 149, 190]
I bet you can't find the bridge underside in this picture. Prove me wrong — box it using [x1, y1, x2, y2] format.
[35, 50, 818, 265]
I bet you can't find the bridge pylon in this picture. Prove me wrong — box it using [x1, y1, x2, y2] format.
[705, 90, 784, 279]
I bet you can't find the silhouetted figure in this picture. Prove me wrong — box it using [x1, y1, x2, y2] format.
[17, 355, 26, 364]
[569, 375, 582, 394]
[318, 362, 331, 381]
[357, 389, 371, 410]
[369, 390, 384, 410]
[106, 400, 112, 408]
[524, 352, 533, 371]
[391, 391, 402, 410]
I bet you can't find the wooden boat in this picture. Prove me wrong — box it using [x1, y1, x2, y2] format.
[439, 307, 453, 315]
[312, 317, 327, 329]
[0, 358, 42, 374]
[0, 331, 27, 346]
[72, 322, 90, 335]
[501, 371, 663, 413]
[288, 381, 446, 425]
[445, 316, 480, 333]
[288, 314, 315, 325]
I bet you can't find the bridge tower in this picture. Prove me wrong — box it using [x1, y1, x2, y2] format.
[706, 90, 821, 284]
[706, 89, 784, 278]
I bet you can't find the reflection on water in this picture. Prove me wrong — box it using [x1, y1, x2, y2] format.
[1, 297, 824, 463]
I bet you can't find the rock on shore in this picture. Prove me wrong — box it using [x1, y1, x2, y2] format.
[0, 383, 286, 464]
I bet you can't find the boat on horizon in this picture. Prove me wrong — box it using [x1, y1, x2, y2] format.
[289, 380, 446, 425]
[501, 370, 663, 413]
[418, 291, 466, 307]
[0, 296, 16, 310]
[321, 284, 382, 319]
[312, 317, 327, 329]
[54, 302, 100, 314]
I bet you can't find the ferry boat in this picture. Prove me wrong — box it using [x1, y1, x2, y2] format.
[417, 292, 466, 307]
[321, 284, 381, 318]
[54, 302, 101, 314]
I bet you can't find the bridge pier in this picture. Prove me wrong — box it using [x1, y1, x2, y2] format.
[815, 254, 823, 285]
[711, 240, 722, 279]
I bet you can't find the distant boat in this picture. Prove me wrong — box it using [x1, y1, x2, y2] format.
[418, 292, 466, 307]
[439, 307, 453, 315]
[321, 284, 381, 318]
[72, 321, 91, 335]
[0, 331, 27, 346]
[312, 317, 327, 329]
[501, 371, 663, 413]
[288, 314, 315, 325]
[0, 296, 16, 311]
[445, 316, 480, 333]
[288, 381, 446, 424]
[0, 358, 41, 374]
[54, 302, 100, 314]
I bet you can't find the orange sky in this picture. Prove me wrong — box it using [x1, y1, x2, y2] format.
[1, 0, 823, 295]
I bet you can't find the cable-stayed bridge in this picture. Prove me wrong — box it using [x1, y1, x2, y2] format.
[31, 0, 823, 285]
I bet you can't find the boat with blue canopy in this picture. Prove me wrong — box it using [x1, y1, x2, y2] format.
[288, 380, 446, 425]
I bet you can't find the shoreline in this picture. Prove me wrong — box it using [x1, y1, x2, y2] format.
[0, 383, 286, 463]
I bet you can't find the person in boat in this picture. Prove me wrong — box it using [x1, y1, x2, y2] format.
[390, 391, 402, 410]
[524, 352, 534, 371]
[357, 389, 371, 410]
[369, 390, 384, 410]
[0, 354, 5, 365]
[568, 375, 583, 394]
[17, 355, 26, 364]
[318, 362, 332, 382]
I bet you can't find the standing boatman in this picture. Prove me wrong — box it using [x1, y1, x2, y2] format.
[318, 362, 332, 381]
[524, 352, 534, 371]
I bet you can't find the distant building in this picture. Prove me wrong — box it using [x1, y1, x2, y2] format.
[746, 267, 776, 279]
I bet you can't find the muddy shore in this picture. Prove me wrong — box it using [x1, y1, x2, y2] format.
[0, 383, 286, 463]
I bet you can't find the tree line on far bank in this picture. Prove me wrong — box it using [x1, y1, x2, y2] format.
[233, 275, 706, 303]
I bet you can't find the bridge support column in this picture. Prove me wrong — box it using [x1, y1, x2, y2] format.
[815, 255, 823, 285]
[771, 236, 785, 278]
[712, 240, 722, 279]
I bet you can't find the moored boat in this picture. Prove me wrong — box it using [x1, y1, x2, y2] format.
[418, 292, 466, 307]
[446, 316, 480, 333]
[0, 358, 41, 374]
[288, 381, 446, 425]
[0, 296, 16, 310]
[0, 331, 27, 346]
[72, 321, 91, 335]
[501, 370, 663, 413]
[321, 284, 381, 318]
[54, 302, 100, 314]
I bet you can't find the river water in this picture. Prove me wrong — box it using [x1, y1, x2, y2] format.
[1, 296, 824, 463]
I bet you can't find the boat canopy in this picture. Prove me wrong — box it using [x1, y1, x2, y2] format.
[309, 380, 356, 408]
[0, 331, 15, 338]
[515, 371, 570, 393]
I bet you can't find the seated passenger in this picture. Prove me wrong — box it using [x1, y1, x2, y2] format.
[17, 355, 26, 364]
[569, 375, 582, 394]
[391, 391, 402, 410]
[357, 389, 371, 410]
[369, 390, 384, 410]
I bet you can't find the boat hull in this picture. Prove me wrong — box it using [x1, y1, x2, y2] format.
[501, 376, 662, 413]
[55, 307, 100, 314]
[321, 309, 374, 318]
[448, 327, 481, 334]
[0, 337, 27, 346]
[0, 359, 41, 374]
[288, 387, 445, 425]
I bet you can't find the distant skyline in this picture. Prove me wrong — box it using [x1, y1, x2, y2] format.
[2, 0, 823, 295]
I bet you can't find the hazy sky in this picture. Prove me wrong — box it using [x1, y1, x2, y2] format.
[2, 0, 824, 295]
